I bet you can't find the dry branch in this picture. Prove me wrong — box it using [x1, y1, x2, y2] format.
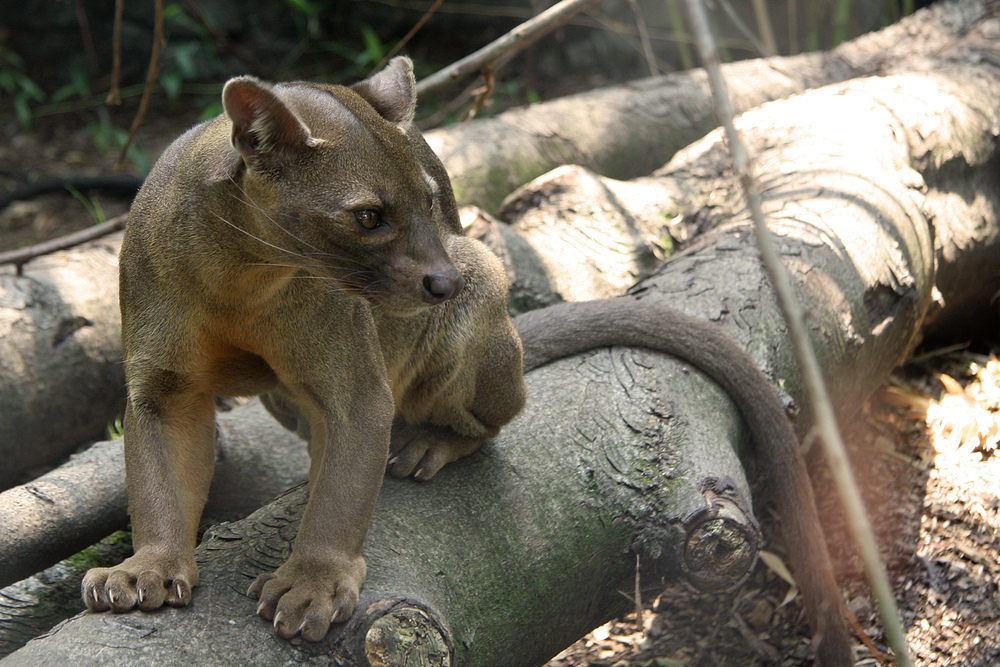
[415, 0, 603, 98]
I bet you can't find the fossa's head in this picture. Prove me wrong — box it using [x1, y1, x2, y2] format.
[219, 57, 462, 313]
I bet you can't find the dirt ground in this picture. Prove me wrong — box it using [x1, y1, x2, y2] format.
[547, 356, 1000, 667]
[1, 106, 998, 666]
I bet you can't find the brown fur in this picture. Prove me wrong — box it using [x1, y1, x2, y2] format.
[81, 57, 847, 663]
[81, 58, 525, 642]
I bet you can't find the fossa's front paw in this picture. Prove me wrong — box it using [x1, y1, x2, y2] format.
[388, 422, 482, 480]
[82, 551, 198, 613]
[249, 553, 366, 642]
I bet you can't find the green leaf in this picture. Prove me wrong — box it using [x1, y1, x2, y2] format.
[65, 184, 107, 225]
[360, 25, 384, 65]
[284, 0, 319, 17]
[171, 42, 201, 79]
[13, 95, 32, 127]
[0, 46, 25, 68]
[18, 76, 45, 102]
[51, 67, 91, 104]
[0, 70, 16, 93]
[198, 100, 223, 122]
[160, 72, 183, 101]
[163, 3, 184, 20]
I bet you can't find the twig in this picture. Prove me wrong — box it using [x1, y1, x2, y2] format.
[633, 554, 643, 631]
[350, 0, 535, 21]
[845, 601, 893, 666]
[749, 0, 778, 56]
[115, 0, 165, 171]
[416, 78, 480, 129]
[460, 63, 495, 121]
[681, 1, 912, 665]
[371, 0, 445, 75]
[0, 214, 127, 276]
[716, 0, 772, 58]
[625, 0, 659, 75]
[106, 0, 124, 105]
[665, 0, 695, 69]
[415, 0, 604, 99]
[73, 0, 99, 75]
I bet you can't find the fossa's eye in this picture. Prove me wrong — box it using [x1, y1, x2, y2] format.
[354, 209, 382, 230]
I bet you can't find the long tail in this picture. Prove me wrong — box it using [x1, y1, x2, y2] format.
[514, 297, 851, 665]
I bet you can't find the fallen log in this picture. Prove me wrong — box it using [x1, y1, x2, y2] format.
[426, 0, 996, 210]
[11, 33, 1000, 659]
[0, 234, 125, 491]
[0, 399, 310, 590]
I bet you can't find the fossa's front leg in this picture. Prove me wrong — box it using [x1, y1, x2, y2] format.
[249, 309, 394, 641]
[82, 381, 216, 611]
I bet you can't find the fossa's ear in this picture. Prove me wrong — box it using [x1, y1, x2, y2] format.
[222, 76, 324, 169]
[350, 56, 416, 130]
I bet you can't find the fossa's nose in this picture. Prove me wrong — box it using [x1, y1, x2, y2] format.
[421, 269, 464, 304]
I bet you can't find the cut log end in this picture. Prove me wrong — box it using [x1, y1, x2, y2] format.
[363, 602, 452, 667]
[682, 477, 760, 592]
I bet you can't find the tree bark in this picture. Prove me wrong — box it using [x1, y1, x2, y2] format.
[8, 9, 1000, 657]
[0, 235, 124, 490]
[425, 0, 996, 211]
